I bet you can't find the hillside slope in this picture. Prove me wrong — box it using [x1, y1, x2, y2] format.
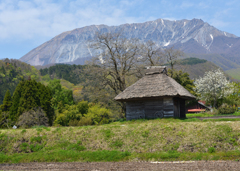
[174, 59, 220, 79]
[1, 119, 240, 162]
[226, 68, 240, 80]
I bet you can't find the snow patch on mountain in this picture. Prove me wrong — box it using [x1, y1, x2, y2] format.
[19, 18, 239, 66]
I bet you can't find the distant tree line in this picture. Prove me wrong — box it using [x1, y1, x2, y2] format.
[177, 57, 207, 65]
[40, 64, 87, 85]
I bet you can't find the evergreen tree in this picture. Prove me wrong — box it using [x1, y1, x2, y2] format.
[9, 79, 54, 125]
[0, 89, 12, 112]
[169, 69, 197, 97]
[37, 82, 54, 124]
[9, 80, 25, 121]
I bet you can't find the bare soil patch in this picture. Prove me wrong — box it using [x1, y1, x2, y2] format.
[1, 161, 240, 171]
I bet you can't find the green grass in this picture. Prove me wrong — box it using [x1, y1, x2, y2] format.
[0, 150, 131, 163]
[1, 118, 240, 163]
[186, 111, 240, 118]
[1, 150, 240, 163]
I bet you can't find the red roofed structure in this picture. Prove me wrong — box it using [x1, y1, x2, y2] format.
[187, 101, 210, 113]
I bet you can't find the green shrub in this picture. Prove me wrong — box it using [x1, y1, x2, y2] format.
[77, 101, 89, 114]
[78, 117, 92, 126]
[54, 114, 67, 126]
[69, 119, 79, 126]
[210, 108, 219, 115]
[85, 104, 111, 125]
[54, 104, 82, 126]
[99, 118, 110, 125]
[218, 104, 236, 114]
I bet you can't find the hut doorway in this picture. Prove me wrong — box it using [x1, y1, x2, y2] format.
[173, 98, 180, 118]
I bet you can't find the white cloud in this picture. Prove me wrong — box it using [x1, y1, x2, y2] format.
[0, 0, 145, 43]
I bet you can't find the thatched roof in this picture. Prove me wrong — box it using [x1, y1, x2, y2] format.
[115, 66, 196, 101]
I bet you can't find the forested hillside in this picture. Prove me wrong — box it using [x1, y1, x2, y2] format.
[0, 59, 40, 104]
[0, 59, 118, 128]
[39, 64, 87, 85]
[174, 58, 220, 79]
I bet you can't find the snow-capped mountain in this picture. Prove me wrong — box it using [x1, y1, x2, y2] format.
[20, 18, 240, 69]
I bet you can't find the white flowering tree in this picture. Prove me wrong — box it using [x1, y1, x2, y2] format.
[194, 69, 232, 108]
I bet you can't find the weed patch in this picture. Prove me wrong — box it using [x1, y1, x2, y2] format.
[208, 147, 216, 153]
[67, 141, 86, 151]
[101, 129, 114, 140]
[142, 130, 149, 138]
[30, 136, 42, 143]
[29, 144, 44, 152]
[21, 129, 26, 134]
[20, 143, 29, 153]
[36, 128, 42, 132]
[110, 139, 124, 148]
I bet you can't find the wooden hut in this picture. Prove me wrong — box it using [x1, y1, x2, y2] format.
[114, 66, 196, 120]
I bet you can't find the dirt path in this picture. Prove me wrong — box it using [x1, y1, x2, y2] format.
[1, 161, 240, 171]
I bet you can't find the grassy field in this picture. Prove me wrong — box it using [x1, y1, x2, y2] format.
[226, 68, 240, 80]
[1, 118, 240, 163]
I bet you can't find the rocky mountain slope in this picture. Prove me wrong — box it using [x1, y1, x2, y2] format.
[20, 18, 240, 70]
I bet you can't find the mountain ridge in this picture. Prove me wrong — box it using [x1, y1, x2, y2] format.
[20, 18, 240, 70]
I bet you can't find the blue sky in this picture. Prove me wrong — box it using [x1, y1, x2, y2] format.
[0, 0, 239, 59]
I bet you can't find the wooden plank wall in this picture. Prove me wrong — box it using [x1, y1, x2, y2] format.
[126, 101, 145, 120]
[126, 97, 176, 120]
[163, 97, 174, 117]
[145, 99, 163, 119]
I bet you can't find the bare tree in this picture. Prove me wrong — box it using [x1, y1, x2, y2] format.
[90, 32, 142, 93]
[141, 40, 164, 66]
[133, 40, 166, 79]
[0, 111, 11, 128]
[17, 107, 49, 128]
[162, 46, 184, 77]
[88, 32, 142, 116]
